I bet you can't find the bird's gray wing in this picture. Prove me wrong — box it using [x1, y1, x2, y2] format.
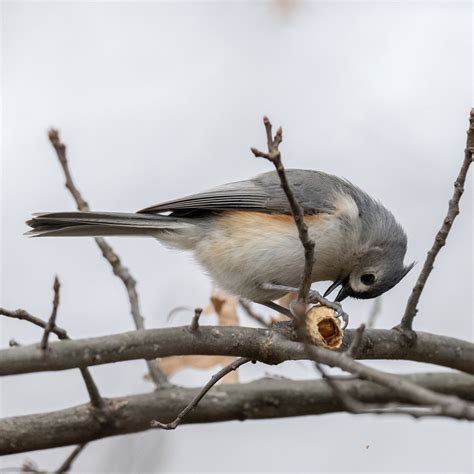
[138, 169, 341, 215]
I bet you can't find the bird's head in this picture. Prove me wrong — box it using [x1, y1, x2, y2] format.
[324, 242, 415, 302]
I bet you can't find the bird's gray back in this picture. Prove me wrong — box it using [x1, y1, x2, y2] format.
[140, 169, 354, 215]
[138, 168, 407, 256]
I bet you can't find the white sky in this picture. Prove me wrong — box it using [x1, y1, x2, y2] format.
[1, 1, 472, 472]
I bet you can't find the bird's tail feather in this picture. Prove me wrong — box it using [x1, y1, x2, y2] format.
[26, 211, 193, 238]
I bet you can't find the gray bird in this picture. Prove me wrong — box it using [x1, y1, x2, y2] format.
[27, 169, 414, 306]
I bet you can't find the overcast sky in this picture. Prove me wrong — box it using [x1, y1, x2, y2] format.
[1, 1, 472, 472]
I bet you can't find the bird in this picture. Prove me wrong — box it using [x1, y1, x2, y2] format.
[26, 169, 414, 310]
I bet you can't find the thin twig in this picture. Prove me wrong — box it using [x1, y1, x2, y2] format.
[366, 297, 382, 329]
[399, 109, 473, 331]
[55, 443, 87, 473]
[252, 115, 474, 421]
[311, 363, 457, 419]
[167, 305, 194, 321]
[313, 362, 365, 413]
[239, 299, 272, 328]
[150, 357, 251, 430]
[78, 368, 105, 410]
[250, 116, 363, 415]
[303, 342, 474, 421]
[48, 128, 167, 386]
[189, 307, 203, 331]
[312, 324, 378, 414]
[40, 276, 60, 350]
[0, 307, 68, 339]
[346, 324, 366, 359]
[21, 460, 42, 473]
[0, 301, 105, 409]
[251, 116, 315, 305]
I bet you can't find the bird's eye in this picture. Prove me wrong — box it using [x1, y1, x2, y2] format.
[361, 274, 376, 285]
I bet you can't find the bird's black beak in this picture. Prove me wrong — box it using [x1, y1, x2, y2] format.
[324, 277, 350, 302]
[323, 279, 343, 298]
[335, 285, 349, 302]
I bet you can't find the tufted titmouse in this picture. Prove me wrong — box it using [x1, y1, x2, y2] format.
[27, 169, 414, 305]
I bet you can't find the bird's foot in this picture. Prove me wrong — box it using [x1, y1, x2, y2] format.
[260, 283, 349, 329]
[308, 289, 349, 329]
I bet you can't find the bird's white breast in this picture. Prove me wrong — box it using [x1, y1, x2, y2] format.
[192, 200, 358, 301]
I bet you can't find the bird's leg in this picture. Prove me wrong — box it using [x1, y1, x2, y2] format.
[261, 283, 349, 328]
[258, 301, 294, 319]
[259, 283, 300, 319]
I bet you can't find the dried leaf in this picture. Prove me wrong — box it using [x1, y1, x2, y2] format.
[158, 355, 239, 384]
[266, 292, 298, 324]
[204, 290, 240, 326]
[151, 290, 242, 383]
[277, 292, 298, 309]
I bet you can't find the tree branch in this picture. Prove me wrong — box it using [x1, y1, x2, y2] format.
[399, 109, 473, 331]
[55, 443, 87, 473]
[239, 299, 272, 328]
[39, 276, 60, 350]
[0, 325, 472, 376]
[47, 129, 167, 386]
[1, 372, 472, 455]
[251, 117, 315, 304]
[189, 307, 203, 332]
[0, 295, 105, 410]
[0, 307, 68, 340]
[251, 112, 473, 419]
[303, 341, 474, 421]
[5, 112, 470, 459]
[366, 297, 382, 328]
[151, 357, 251, 429]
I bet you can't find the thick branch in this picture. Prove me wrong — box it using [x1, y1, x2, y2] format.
[0, 325, 472, 376]
[1, 372, 472, 455]
[399, 109, 473, 330]
[304, 342, 474, 420]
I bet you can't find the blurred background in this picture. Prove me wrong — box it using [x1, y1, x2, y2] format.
[1, 1, 472, 472]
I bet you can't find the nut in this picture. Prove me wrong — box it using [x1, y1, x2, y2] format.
[305, 305, 343, 349]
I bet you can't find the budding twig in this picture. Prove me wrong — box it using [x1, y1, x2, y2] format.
[398, 109, 474, 332]
[40, 276, 60, 350]
[48, 128, 168, 386]
[251, 116, 315, 306]
[189, 307, 203, 331]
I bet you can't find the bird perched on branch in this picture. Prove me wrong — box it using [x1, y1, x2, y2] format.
[27, 169, 413, 308]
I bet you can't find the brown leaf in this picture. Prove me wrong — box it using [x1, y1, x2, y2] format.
[148, 290, 242, 384]
[157, 355, 239, 384]
[276, 292, 298, 309]
[204, 289, 240, 326]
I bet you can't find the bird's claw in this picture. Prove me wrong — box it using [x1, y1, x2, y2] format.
[308, 290, 349, 329]
[260, 283, 350, 329]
